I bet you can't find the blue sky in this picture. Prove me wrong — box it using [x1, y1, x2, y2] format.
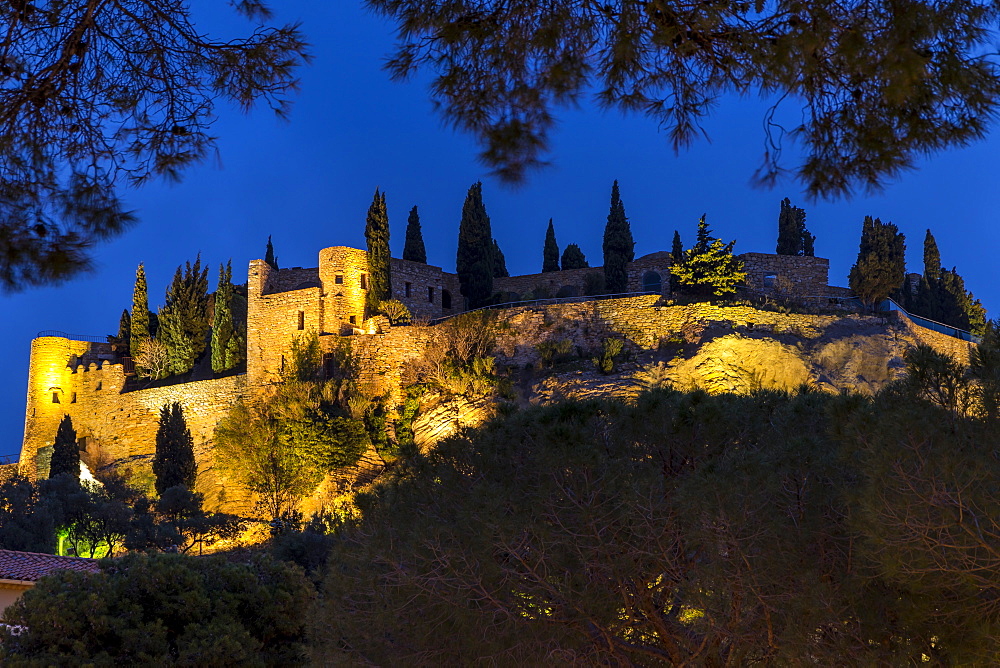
[3, 3, 999, 459]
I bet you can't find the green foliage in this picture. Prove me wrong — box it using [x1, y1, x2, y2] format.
[0, 474, 56, 553]
[116, 309, 131, 355]
[456, 182, 495, 308]
[378, 299, 412, 325]
[775, 197, 815, 256]
[158, 256, 210, 375]
[0, 552, 313, 665]
[542, 218, 559, 272]
[364, 188, 392, 316]
[591, 337, 624, 374]
[560, 243, 588, 270]
[402, 205, 427, 263]
[602, 180, 634, 293]
[848, 216, 906, 308]
[670, 230, 683, 263]
[0, 3, 307, 291]
[583, 271, 606, 296]
[411, 311, 504, 398]
[971, 321, 1000, 422]
[282, 331, 323, 383]
[670, 215, 746, 297]
[492, 239, 509, 278]
[153, 402, 197, 496]
[265, 234, 279, 270]
[130, 262, 150, 357]
[909, 233, 987, 335]
[535, 338, 574, 368]
[211, 260, 244, 373]
[368, 1, 1000, 198]
[49, 414, 80, 480]
[126, 486, 246, 555]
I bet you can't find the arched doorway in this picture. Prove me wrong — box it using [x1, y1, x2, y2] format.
[642, 271, 662, 293]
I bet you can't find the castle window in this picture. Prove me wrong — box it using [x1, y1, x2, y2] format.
[71, 392, 77, 404]
[360, 274, 368, 290]
[405, 282, 412, 298]
[763, 273, 777, 288]
[52, 392, 59, 404]
[428, 287, 435, 303]
[349, 315, 357, 324]
[335, 274, 343, 284]
[297, 311, 305, 330]
[442, 289, 452, 310]
[77, 437, 87, 452]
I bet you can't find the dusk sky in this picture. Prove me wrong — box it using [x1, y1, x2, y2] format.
[3, 3, 999, 459]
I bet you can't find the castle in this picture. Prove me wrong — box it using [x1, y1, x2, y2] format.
[18, 244, 857, 506]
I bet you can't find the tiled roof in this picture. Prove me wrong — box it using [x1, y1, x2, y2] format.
[0, 549, 101, 582]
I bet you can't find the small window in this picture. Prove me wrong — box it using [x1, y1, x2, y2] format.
[442, 289, 452, 310]
[335, 274, 343, 284]
[71, 392, 77, 404]
[77, 437, 87, 452]
[763, 273, 777, 288]
[51, 392, 59, 404]
[405, 282, 412, 298]
[360, 274, 368, 290]
[428, 287, 435, 303]
[349, 315, 357, 324]
[297, 311, 305, 330]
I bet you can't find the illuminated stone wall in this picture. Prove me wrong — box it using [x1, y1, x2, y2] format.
[739, 253, 831, 296]
[494, 251, 674, 299]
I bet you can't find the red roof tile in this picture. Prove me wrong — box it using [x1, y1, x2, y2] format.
[0, 549, 101, 582]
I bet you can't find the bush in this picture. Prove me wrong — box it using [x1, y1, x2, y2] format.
[592, 337, 624, 374]
[0, 552, 314, 666]
[378, 299, 412, 325]
[536, 339, 574, 368]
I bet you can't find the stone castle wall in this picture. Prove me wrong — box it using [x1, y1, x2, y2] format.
[739, 253, 831, 296]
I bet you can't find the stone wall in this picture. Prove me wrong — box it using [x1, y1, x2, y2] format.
[390, 257, 462, 320]
[739, 253, 830, 296]
[494, 266, 604, 299]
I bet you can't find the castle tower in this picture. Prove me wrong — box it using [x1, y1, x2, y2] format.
[318, 246, 370, 330]
[20, 336, 88, 479]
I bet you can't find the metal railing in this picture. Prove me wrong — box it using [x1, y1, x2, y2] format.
[879, 298, 981, 344]
[429, 290, 660, 325]
[36, 330, 112, 344]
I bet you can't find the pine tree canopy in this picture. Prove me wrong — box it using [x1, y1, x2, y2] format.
[542, 219, 560, 273]
[403, 206, 428, 263]
[492, 239, 509, 278]
[153, 402, 197, 496]
[265, 236, 279, 271]
[909, 230, 987, 336]
[602, 180, 635, 293]
[0, 3, 307, 291]
[848, 216, 906, 308]
[561, 244, 589, 270]
[158, 256, 210, 376]
[456, 182, 495, 309]
[365, 189, 392, 316]
[670, 215, 746, 297]
[369, 1, 1000, 197]
[49, 414, 80, 480]
[130, 263, 150, 356]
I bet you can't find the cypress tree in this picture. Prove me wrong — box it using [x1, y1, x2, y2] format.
[800, 210, 816, 257]
[49, 414, 80, 480]
[265, 236, 279, 270]
[561, 244, 589, 270]
[402, 206, 427, 263]
[130, 262, 150, 355]
[493, 239, 509, 278]
[602, 180, 635, 293]
[923, 229, 941, 282]
[211, 261, 242, 373]
[153, 402, 197, 495]
[671, 231, 684, 264]
[848, 216, 906, 308]
[365, 188, 392, 315]
[117, 309, 131, 355]
[542, 219, 560, 272]
[456, 182, 494, 309]
[158, 256, 210, 376]
[776, 198, 815, 256]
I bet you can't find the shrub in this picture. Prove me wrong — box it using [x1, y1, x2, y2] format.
[536, 339, 574, 368]
[592, 337, 624, 374]
[379, 299, 412, 325]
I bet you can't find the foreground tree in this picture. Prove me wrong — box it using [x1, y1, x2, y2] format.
[456, 182, 495, 309]
[670, 215, 746, 297]
[158, 256, 210, 375]
[492, 239, 509, 278]
[542, 219, 560, 272]
[130, 262, 150, 356]
[48, 415, 79, 480]
[364, 188, 391, 316]
[211, 261, 243, 373]
[602, 180, 634, 293]
[152, 403, 196, 496]
[849, 216, 906, 308]
[366, 1, 1000, 197]
[0, 553, 313, 665]
[402, 205, 427, 263]
[0, 2, 308, 292]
